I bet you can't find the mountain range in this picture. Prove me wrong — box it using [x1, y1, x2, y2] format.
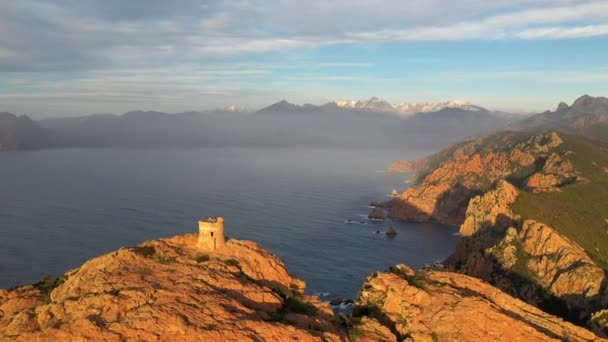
[0, 95, 606, 151]
[332, 97, 482, 115]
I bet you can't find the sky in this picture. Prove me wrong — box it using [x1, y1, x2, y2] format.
[1, 0, 608, 117]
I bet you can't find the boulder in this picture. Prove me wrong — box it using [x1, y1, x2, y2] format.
[368, 207, 386, 220]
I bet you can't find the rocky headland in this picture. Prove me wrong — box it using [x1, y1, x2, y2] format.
[349, 264, 603, 341]
[380, 131, 567, 224]
[0, 234, 345, 341]
[376, 130, 608, 336]
[4, 231, 606, 341]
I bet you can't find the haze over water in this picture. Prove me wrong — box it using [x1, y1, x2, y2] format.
[0, 147, 457, 298]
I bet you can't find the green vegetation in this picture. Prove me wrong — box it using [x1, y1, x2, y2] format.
[270, 286, 318, 322]
[130, 246, 176, 264]
[33, 274, 67, 303]
[154, 254, 177, 264]
[391, 268, 434, 290]
[511, 134, 608, 268]
[511, 239, 534, 282]
[131, 246, 156, 258]
[195, 254, 210, 263]
[34, 274, 66, 295]
[584, 121, 608, 142]
[339, 313, 362, 341]
[224, 258, 240, 267]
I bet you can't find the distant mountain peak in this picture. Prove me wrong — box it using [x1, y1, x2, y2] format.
[256, 100, 304, 114]
[332, 97, 481, 115]
[557, 102, 569, 111]
[224, 105, 254, 113]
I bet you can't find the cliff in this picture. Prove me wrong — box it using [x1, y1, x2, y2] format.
[349, 264, 603, 341]
[380, 129, 608, 335]
[380, 131, 580, 224]
[448, 180, 608, 330]
[0, 234, 345, 341]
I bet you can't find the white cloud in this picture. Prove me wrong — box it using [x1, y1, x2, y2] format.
[517, 24, 608, 39]
[2, 0, 608, 115]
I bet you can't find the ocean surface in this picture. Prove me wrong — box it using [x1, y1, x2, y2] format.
[0, 147, 458, 299]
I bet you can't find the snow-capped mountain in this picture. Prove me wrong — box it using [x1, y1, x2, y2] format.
[224, 105, 256, 113]
[332, 97, 481, 115]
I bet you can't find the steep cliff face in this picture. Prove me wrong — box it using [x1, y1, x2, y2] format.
[448, 180, 608, 328]
[382, 131, 564, 224]
[350, 265, 602, 341]
[380, 130, 608, 334]
[0, 234, 345, 341]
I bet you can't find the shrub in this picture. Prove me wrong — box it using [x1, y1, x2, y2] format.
[33, 274, 67, 303]
[196, 254, 210, 263]
[270, 286, 318, 321]
[154, 254, 177, 264]
[224, 259, 240, 267]
[131, 246, 156, 258]
[34, 274, 66, 295]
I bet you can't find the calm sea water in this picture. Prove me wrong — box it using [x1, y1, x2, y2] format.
[0, 147, 458, 298]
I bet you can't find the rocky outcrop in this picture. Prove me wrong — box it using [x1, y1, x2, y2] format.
[449, 180, 608, 330]
[351, 265, 602, 341]
[0, 234, 345, 341]
[368, 207, 386, 220]
[525, 153, 581, 191]
[379, 131, 570, 224]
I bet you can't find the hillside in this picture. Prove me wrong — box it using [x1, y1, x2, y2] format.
[0, 112, 53, 151]
[0, 234, 344, 341]
[379, 130, 608, 333]
[510, 134, 608, 266]
[349, 264, 602, 341]
[3, 231, 606, 340]
[517, 95, 608, 141]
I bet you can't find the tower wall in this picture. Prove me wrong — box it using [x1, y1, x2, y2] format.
[197, 217, 226, 251]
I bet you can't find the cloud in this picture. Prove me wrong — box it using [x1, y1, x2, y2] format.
[1, 0, 607, 72]
[1, 0, 608, 115]
[517, 24, 608, 39]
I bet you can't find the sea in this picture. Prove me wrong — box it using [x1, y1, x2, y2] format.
[0, 147, 458, 299]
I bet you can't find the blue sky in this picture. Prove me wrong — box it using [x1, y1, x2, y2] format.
[1, 0, 608, 117]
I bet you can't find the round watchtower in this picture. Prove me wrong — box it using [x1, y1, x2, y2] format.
[198, 216, 226, 251]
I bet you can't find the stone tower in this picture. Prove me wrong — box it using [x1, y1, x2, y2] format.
[198, 217, 226, 251]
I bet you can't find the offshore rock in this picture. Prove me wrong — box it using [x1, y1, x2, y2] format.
[368, 207, 386, 220]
